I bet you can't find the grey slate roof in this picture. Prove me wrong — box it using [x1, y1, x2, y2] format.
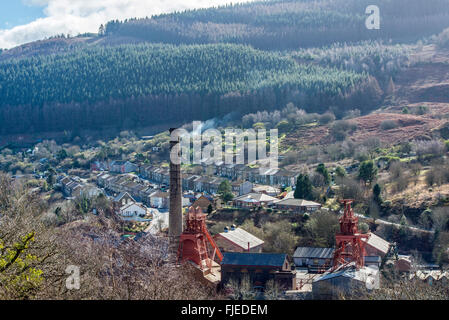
[221, 252, 287, 267]
[113, 192, 135, 202]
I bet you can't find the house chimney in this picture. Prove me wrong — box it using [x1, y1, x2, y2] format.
[169, 128, 183, 251]
[248, 242, 250, 252]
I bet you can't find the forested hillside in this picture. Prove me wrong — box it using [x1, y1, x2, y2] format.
[104, 0, 449, 49]
[290, 41, 412, 82]
[1, 0, 449, 135]
[0, 43, 380, 134]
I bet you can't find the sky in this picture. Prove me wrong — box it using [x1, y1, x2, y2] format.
[0, 0, 254, 49]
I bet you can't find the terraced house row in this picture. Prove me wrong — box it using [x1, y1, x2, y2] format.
[139, 162, 298, 189]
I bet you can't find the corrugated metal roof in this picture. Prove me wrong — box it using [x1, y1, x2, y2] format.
[314, 263, 378, 282]
[293, 247, 334, 259]
[364, 233, 390, 254]
[221, 252, 287, 267]
[217, 228, 264, 250]
[364, 256, 381, 263]
[410, 270, 449, 281]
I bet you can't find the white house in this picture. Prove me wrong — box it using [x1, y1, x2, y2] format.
[119, 202, 148, 218]
[149, 190, 169, 209]
[231, 181, 254, 196]
[113, 192, 136, 207]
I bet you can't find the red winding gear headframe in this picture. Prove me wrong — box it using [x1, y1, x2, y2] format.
[177, 206, 223, 270]
[331, 199, 369, 271]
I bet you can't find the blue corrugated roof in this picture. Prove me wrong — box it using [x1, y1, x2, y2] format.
[221, 252, 287, 267]
[293, 247, 334, 259]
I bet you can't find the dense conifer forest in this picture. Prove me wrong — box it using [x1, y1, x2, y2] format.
[0, 0, 448, 134]
[104, 0, 449, 49]
[0, 43, 380, 134]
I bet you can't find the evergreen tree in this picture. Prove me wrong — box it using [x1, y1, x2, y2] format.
[316, 163, 331, 185]
[218, 180, 234, 203]
[335, 166, 346, 178]
[207, 204, 213, 214]
[358, 160, 377, 184]
[294, 174, 313, 200]
[373, 183, 382, 203]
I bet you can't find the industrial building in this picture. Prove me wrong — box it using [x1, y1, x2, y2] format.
[214, 226, 264, 253]
[293, 247, 335, 273]
[312, 263, 380, 299]
[294, 247, 383, 273]
[220, 252, 296, 291]
[311, 200, 381, 299]
[363, 232, 391, 257]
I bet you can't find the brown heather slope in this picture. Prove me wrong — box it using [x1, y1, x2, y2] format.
[282, 112, 445, 150]
[350, 113, 444, 144]
[395, 45, 449, 104]
[283, 45, 449, 150]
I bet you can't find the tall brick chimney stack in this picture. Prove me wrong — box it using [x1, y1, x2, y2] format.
[169, 128, 183, 250]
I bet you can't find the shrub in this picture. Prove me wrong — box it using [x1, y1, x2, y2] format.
[335, 166, 346, 178]
[275, 120, 290, 133]
[336, 176, 365, 202]
[425, 164, 449, 186]
[393, 175, 409, 193]
[413, 140, 445, 159]
[416, 105, 428, 115]
[445, 140, 449, 152]
[380, 120, 398, 130]
[388, 161, 403, 179]
[262, 220, 299, 255]
[330, 120, 357, 141]
[319, 112, 336, 125]
[302, 210, 339, 247]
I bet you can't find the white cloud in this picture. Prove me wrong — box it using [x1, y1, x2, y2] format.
[0, 0, 254, 49]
